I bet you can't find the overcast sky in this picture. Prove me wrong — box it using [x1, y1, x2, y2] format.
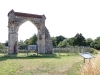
[0, 0, 100, 43]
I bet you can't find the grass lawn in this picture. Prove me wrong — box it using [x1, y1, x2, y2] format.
[0, 53, 83, 75]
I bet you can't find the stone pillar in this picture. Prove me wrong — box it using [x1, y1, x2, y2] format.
[37, 33, 45, 53]
[8, 33, 14, 54]
[13, 32, 18, 54]
[37, 25, 45, 54]
[8, 23, 18, 54]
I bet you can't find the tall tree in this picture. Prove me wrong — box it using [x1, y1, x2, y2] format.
[92, 37, 100, 50]
[0, 43, 4, 49]
[67, 37, 74, 46]
[58, 41, 63, 47]
[51, 37, 57, 47]
[5, 40, 8, 46]
[25, 34, 37, 45]
[0, 42, 4, 52]
[24, 39, 30, 45]
[62, 39, 68, 47]
[73, 33, 85, 46]
[18, 40, 25, 49]
[56, 35, 66, 45]
[85, 38, 93, 46]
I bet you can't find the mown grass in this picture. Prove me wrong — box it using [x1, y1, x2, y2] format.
[0, 53, 83, 75]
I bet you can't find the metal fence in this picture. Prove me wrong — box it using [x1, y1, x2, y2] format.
[53, 46, 90, 55]
[0, 46, 90, 56]
[0, 46, 8, 55]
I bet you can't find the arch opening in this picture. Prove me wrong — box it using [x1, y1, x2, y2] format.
[18, 21, 37, 41]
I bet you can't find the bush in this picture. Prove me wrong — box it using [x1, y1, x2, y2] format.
[0, 43, 4, 53]
[90, 48, 98, 54]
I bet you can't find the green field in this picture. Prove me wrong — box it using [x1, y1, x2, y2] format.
[0, 53, 83, 75]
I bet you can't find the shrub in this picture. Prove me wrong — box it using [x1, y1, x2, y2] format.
[0, 43, 4, 53]
[90, 48, 98, 54]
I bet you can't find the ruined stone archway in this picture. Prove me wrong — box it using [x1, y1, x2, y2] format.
[8, 9, 53, 54]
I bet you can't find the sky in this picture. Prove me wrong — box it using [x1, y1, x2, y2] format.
[0, 0, 100, 43]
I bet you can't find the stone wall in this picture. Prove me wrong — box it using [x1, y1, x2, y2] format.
[45, 27, 53, 53]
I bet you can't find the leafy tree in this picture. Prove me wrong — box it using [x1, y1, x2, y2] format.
[0, 43, 4, 49]
[62, 39, 68, 47]
[67, 38, 74, 46]
[92, 37, 100, 50]
[51, 37, 57, 47]
[28, 34, 37, 45]
[5, 40, 8, 46]
[85, 38, 93, 46]
[24, 34, 37, 45]
[73, 33, 85, 46]
[58, 41, 63, 47]
[24, 39, 30, 45]
[0, 43, 4, 52]
[56, 35, 66, 45]
[18, 40, 26, 50]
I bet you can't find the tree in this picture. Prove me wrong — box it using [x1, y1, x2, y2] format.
[92, 37, 100, 50]
[18, 40, 25, 50]
[5, 40, 8, 46]
[67, 38, 74, 46]
[24, 34, 37, 45]
[24, 39, 30, 45]
[0, 43, 4, 49]
[62, 39, 68, 47]
[85, 38, 93, 46]
[73, 33, 85, 46]
[51, 37, 57, 47]
[28, 34, 37, 45]
[58, 41, 63, 47]
[56, 35, 66, 45]
[0, 43, 4, 52]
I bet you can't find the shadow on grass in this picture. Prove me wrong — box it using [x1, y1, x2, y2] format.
[0, 53, 61, 61]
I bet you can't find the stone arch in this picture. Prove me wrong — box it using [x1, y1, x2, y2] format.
[8, 9, 53, 54]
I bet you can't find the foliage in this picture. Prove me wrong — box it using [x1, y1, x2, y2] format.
[62, 39, 68, 47]
[24, 34, 37, 45]
[67, 37, 74, 46]
[90, 48, 98, 54]
[51, 37, 57, 47]
[18, 40, 26, 50]
[73, 33, 85, 46]
[85, 38, 93, 46]
[50, 33, 100, 50]
[24, 39, 30, 45]
[5, 40, 8, 46]
[27, 34, 37, 45]
[0, 43, 4, 52]
[90, 48, 95, 53]
[57, 41, 62, 47]
[92, 37, 100, 50]
[13, 33, 100, 51]
[56, 35, 66, 45]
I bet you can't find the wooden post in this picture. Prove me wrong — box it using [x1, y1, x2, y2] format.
[27, 48, 28, 56]
[84, 58, 85, 63]
[58, 47, 60, 56]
